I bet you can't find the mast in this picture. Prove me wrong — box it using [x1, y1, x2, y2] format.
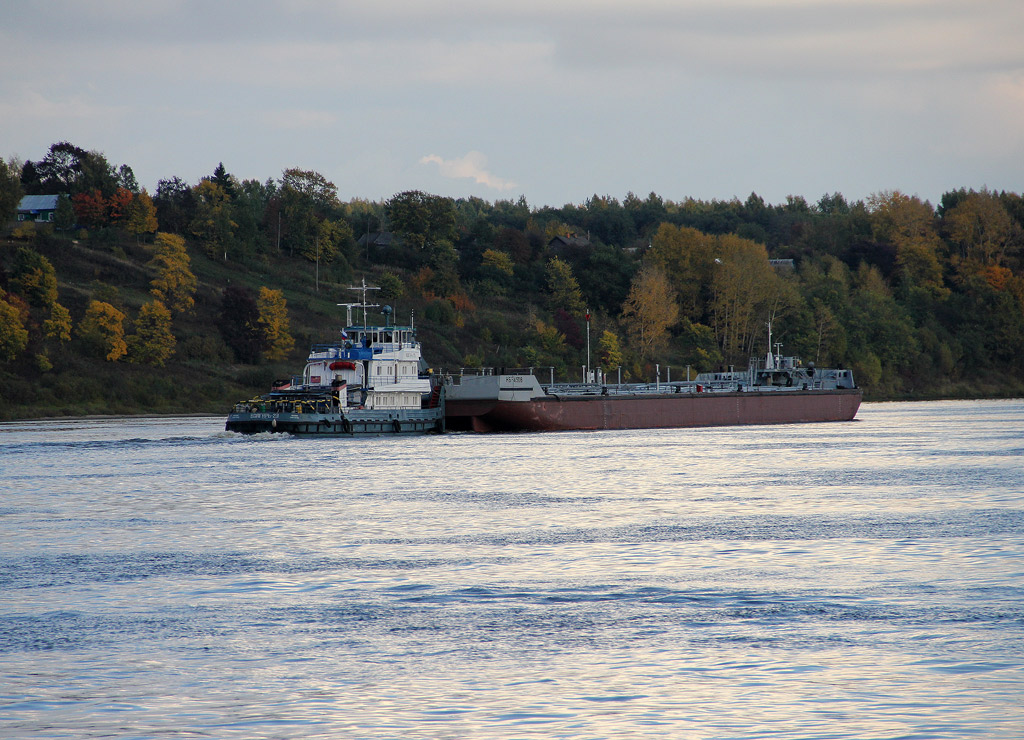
[346, 277, 380, 327]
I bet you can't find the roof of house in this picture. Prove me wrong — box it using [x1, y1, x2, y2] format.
[356, 231, 398, 247]
[18, 195, 61, 212]
[548, 234, 591, 248]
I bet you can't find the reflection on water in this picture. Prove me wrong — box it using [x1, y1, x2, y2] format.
[2, 400, 1024, 739]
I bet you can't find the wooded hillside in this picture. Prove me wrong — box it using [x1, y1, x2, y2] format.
[2, 142, 1023, 419]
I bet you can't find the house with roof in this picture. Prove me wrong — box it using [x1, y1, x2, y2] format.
[547, 233, 591, 252]
[356, 231, 400, 250]
[17, 195, 61, 223]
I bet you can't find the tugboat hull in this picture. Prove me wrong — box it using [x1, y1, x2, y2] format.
[226, 407, 445, 436]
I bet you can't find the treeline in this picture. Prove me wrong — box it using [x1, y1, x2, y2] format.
[2, 141, 1024, 418]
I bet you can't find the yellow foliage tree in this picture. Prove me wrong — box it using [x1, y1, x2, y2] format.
[127, 300, 176, 366]
[597, 329, 624, 372]
[867, 190, 946, 295]
[78, 300, 127, 361]
[257, 287, 294, 361]
[125, 190, 159, 242]
[945, 190, 1014, 267]
[648, 223, 717, 318]
[43, 302, 73, 343]
[710, 235, 780, 361]
[0, 292, 30, 362]
[481, 249, 515, 277]
[149, 232, 197, 314]
[11, 247, 59, 310]
[621, 264, 679, 359]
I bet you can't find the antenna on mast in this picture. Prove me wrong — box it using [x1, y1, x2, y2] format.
[346, 277, 380, 326]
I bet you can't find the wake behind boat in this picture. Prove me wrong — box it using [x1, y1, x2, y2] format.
[225, 280, 444, 436]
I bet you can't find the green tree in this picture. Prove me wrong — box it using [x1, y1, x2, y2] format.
[54, 194, 76, 231]
[257, 287, 294, 361]
[190, 180, 236, 260]
[0, 156, 24, 221]
[545, 256, 586, 315]
[127, 300, 176, 366]
[78, 300, 127, 361]
[377, 271, 405, 301]
[385, 190, 457, 257]
[280, 168, 338, 210]
[149, 232, 197, 314]
[220, 286, 266, 364]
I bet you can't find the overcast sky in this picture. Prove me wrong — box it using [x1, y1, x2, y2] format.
[2, 0, 1023, 209]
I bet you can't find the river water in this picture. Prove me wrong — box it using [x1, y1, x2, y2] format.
[2, 400, 1023, 739]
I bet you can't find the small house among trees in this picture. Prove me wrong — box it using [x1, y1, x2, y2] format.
[356, 231, 400, 250]
[17, 195, 60, 222]
[548, 234, 591, 251]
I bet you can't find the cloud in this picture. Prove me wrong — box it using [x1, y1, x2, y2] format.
[420, 151, 517, 191]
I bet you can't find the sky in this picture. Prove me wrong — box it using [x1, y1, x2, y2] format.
[2, 0, 1023, 209]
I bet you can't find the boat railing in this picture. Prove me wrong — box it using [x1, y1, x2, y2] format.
[442, 367, 553, 382]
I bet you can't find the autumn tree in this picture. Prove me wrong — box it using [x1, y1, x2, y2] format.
[710, 235, 779, 360]
[621, 263, 679, 359]
[71, 189, 108, 229]
[125, 190, 159, 241]
[78, 300, 127, 361]
[42, 303, 73, 344]
[149, 232, 197, 314]
[479, 248, 515, 293]
[0, 291, 30, 362]
[944, 190, 1015, 268]
[107, 187, 134, 225]
[597, 329, 624, 372]
[10, 247, 58, 309]
[867, 190, 945, 296]
[257, 287, 294, 361]
[127, 300, 176, 366]
[648, 223, 717, 319]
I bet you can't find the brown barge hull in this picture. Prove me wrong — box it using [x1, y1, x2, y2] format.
[446, 389, 863, 433]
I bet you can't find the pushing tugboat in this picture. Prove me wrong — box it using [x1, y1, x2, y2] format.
[225, 280, 444, 436]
